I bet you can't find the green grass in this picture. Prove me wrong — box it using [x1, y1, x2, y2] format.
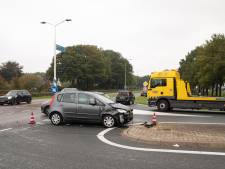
[33, 95, 51, 100]
[135, 96, 148, 105]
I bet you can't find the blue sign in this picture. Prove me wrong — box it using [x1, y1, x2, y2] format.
[51, 80, 58, 94]
[56, 44, 65, 52]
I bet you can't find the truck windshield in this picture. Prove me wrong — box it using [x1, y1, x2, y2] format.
[150, 79, 167, 88]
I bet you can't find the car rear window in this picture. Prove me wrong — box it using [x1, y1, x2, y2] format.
[57, 94, 62, 101]
[61, 93, 76, 103]
[22, 90, 30, 95]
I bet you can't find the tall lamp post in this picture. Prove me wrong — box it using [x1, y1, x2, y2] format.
[41, 19, 72, 82]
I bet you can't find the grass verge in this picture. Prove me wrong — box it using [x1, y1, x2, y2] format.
[135, 96, 148, 105]
[33, 95, 51, 100]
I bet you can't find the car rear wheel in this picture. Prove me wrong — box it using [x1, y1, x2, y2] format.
[50, 112, 63, 125]
[27, 98, 31, 104]
[102, 115, 115, 128]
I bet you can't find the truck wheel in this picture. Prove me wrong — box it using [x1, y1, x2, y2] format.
[157, 100, 169, 112]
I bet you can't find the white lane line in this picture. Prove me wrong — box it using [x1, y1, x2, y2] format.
[97, 128, 225, 156]
[42, 119, 50, 122]
[133, 109, 212, 117]
[0, 128, 12, 132]
[161, 122, 225, 125]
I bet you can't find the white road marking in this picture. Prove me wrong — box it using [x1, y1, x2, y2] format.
[133, 109, 211, 117]
[36, 122, 44, 125]
[0, 128, 12, 132]
[161, 122, 225, 125]
[173, 144, 180, 148]
[42, 119, 50, 122]
[97, 127, 225, 156]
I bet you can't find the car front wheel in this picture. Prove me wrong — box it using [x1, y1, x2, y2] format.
[102, 115, 115, 128]
[10, 99, 15, 105]
[50, 112, 63, 125]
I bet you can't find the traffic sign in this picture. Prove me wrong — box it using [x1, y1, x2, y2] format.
[56, 44, 65, 52]
[143, 81, 148, 87]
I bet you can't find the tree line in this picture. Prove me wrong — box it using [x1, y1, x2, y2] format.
[46, 45, 134, 90]
[179, 34, 225, 97]
[0, 45, 145, 94]
[0, 61, 49, 94]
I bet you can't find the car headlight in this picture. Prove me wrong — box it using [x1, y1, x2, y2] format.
[8, 96, 12, 99]
[117, 109, 127, 113]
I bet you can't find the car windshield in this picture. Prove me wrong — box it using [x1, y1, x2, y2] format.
[95, 94, 114, 104]
[6, 91, 18, 96]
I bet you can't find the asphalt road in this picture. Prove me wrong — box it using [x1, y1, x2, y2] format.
[131, 104, 225, 124]
[0, 100, 225, 169]
[0, 99, 47, 130]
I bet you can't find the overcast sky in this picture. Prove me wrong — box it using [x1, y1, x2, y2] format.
[0, 0, 225, 76]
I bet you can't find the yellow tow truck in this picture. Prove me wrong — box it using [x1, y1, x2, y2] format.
[147, 70, 225, 111]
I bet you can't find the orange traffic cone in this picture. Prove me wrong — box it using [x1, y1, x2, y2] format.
[29, 112, 36, 124]
[151, 113, 157, 125]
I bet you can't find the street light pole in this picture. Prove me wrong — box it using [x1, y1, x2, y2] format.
[124, 62, 127, 90]
[41, 19, 72, 82]
[53, 26, 56, 81]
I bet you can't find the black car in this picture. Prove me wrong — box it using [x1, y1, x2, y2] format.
[140, 90, 147, 97]
[115, 90, 135, 105]
[0, 90, 32, 105]
[46, 91, 133, 128]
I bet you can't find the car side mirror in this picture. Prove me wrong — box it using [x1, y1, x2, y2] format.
[89, 98, 96, 105]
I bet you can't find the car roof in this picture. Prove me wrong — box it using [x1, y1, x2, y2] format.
[9, 90, 27, 92]
[61, 88, 78, 92]
[57, 91, 96, 95]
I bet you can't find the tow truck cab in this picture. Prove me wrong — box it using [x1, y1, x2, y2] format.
[147, 70, 225, 111]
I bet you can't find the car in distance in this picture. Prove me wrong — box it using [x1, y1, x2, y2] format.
[0, 90, 32, 105]
[47, 91, 133, 128]
[115, 90, 135, 105]
[140, 90, 147, 97]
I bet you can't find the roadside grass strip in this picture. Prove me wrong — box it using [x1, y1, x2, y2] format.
[97, 127, 225, 156]
[133, 109, 212, 117]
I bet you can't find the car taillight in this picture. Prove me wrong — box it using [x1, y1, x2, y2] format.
[49, 95, 55, 107]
